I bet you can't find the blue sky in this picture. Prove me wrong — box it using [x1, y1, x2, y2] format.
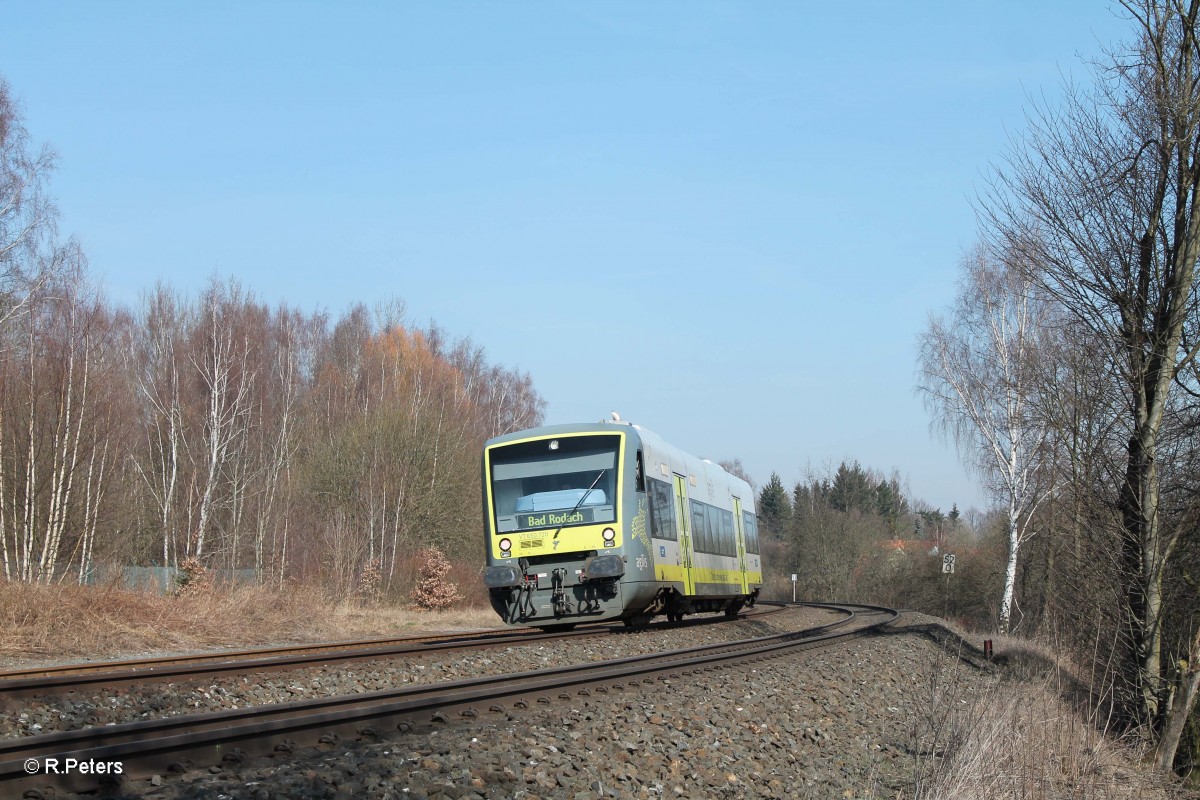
[4, 2, 1129, 513]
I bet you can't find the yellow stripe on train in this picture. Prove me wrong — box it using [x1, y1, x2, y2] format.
[655, 563, 762, 585]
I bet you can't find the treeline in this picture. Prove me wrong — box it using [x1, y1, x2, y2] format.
[0, 79, 543, 595]
[756, 463, 1006, 623]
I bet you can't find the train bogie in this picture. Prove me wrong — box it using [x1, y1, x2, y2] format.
[481, 420, 762, 628]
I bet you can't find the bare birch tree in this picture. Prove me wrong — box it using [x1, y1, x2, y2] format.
[918, 247, 1056, 634]
[131, 285, 189, 568]
[36, 259, 91, 583]
[0, 78, 120, 583]
[0, 256, 125, 583]
[0, 79, 57, 330]
[253, 307, 310, 583]
[188, 281, 257, 560]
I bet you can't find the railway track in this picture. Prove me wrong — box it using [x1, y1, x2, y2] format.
[0, 627, 572, 699]
[0, 628, 537, 680]
[0, 604, 788, 699]
[1, 602, 894, 795]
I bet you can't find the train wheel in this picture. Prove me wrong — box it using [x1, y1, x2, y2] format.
[623, 612, 651, 630]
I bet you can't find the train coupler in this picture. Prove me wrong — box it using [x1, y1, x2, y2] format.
[550, 568, 572, 615]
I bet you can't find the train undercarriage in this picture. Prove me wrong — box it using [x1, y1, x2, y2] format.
[485, 553, 759, 629]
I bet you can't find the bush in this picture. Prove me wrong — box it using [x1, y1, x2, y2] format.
[410, 547, 462, 610]
[356, 558, 382, 605]
[174, 556, 213, 598]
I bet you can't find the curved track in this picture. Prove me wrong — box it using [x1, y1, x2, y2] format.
[0, 604, 788, 699]
[2, 602, 890, 794]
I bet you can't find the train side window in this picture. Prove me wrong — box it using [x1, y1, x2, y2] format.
[743, 511, 760, 555]
[705, 505, 722, 556]
[648, 479, 676, 541]
[721, 509, 734, 556]
[635, 450, 646, 493]
[700, 503, 710, 554]
[691, 500, 709, 553]
[701, 502, 723, 555]
[705, 506, 724, 556]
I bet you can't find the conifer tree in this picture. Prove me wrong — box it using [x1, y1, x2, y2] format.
[757, 472, 791, 532]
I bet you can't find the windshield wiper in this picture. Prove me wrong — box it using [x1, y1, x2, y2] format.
[553, 470, 606, 539]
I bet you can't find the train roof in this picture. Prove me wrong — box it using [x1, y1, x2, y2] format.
[483, 421, 629, 447]
[484, 421, 754, 507]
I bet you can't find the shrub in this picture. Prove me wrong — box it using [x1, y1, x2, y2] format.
[410, 547, 462, 610]
[356, 558, 383, 604]
[174, 557, 213, 598]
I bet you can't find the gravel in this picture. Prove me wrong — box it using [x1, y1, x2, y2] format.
[11, 610, 995, 799]
[1, 610, 838, 740]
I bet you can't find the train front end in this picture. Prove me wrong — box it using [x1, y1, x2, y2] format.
[481, 423, 655, 627]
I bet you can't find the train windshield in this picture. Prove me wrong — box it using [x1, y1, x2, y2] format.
[489, 435, 620, 533]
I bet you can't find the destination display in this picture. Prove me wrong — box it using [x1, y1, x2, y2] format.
[516, 506, 607, 529]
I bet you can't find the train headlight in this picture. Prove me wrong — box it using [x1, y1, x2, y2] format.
[484, 565, 522, 587]
[584, 553, 624, 579]
[602, 528, 616, 546]
[498, 538, 512, 553]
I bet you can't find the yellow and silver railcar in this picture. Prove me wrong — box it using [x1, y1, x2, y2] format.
[481, 419, 762, 628]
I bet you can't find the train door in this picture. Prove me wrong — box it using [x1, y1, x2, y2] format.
[674, 474, 695, 595]
[733, 497, 749, 593]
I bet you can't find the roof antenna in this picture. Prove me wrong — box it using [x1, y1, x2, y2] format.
[611, 410, 621, 422]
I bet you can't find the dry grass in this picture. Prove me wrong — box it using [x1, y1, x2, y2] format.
[909, 634, 1184, 800]
[319, 601, 502, 638]
[0, 579, 502, 669]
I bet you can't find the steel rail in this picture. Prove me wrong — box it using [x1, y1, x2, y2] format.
[0, 628, 589, 698]
[0, 605, 789, 698]
[0, 602, 894, 795]
[0, 628, 534, 680]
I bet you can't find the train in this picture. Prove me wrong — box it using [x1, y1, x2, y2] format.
[481, 418, 763, 628]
